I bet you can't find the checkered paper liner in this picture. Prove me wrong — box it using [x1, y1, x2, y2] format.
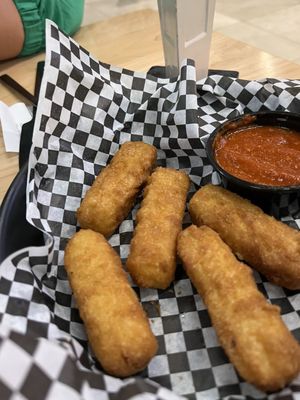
[1, 20, 300, 400]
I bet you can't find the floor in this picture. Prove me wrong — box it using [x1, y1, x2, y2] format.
[83, 0, 300, 65]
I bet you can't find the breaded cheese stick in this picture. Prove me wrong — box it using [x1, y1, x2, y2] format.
[126, 167, 190, 289]
[77, 141, 157, 237]
[64, 229, 158, 377]
[189, 184, 300, 290]
[178, 225, 300, 392]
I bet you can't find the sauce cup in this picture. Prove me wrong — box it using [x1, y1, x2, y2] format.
[206, 111, 300, 212]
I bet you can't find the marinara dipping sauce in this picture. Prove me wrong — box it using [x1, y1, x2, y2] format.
[214, 124, 300, 186]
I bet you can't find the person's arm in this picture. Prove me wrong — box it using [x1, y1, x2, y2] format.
[0, 0, 24, 61]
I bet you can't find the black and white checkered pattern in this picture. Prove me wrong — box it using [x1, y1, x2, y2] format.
[0, 20, 300, 399]
[0, 324, 182, 400]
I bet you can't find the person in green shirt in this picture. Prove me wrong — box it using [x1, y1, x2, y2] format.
[0, 0, 84, 61]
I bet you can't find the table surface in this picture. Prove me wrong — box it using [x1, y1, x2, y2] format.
[0, 9, 299, 203]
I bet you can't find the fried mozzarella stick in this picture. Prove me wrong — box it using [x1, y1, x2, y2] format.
[77, 141, 157, 237]
[189, 184, 300, 290]
[126, 167, 190, 289]
[64, 229, 158, 377]
[178, 225, 300, 391]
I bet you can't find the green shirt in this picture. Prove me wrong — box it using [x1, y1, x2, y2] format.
[13, 0, 84, 56]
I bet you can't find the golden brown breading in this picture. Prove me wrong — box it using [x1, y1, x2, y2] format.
[177, 225, 300, 392]
[189, 184, 300, 290]
[126, 167, 190, 289]
[77, 141, 157, 237]
[64, 229, 158, 377]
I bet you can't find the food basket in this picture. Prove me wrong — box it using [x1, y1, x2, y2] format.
[0, 20, 299, 400]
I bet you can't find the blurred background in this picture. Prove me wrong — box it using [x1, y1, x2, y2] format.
[83, 0, 300, 65]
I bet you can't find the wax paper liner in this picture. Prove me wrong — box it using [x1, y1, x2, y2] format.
[0, 20, 300, 400]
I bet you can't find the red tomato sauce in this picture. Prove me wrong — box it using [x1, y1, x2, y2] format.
[214, 125, 300, 186]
